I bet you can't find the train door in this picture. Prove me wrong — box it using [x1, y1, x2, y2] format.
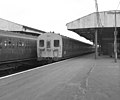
[39, 39, 45, 57]
[46, 40, 53, 57]
[53, 40, 60, 58]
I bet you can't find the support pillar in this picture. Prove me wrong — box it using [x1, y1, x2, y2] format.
[95, 29, 98, 59]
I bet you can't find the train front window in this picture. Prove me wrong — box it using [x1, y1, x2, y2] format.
[39, 40, 44, 47]
[54, 40, 59, 47]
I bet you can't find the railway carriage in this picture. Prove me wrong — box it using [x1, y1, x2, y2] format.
[0, 30, 37, 64]
[37, 32, 94, 61]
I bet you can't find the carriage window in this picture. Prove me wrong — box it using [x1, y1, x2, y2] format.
[4, 41, 7, 47]
[18, 41, 22, 47]
[22, 42, 24, 46]
[39, 40, 44, 47]
[0, 40, 2, 49]
[8, 40, 11, 46]
[54, 40, 59, 47]
[47, 41, 50, 48]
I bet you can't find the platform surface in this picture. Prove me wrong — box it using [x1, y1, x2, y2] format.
[0, 54, 120, 100]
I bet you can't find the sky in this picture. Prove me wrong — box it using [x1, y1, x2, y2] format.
[0, 0, 120, 44]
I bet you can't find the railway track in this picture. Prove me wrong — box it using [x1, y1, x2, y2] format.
[0, 59, 48, 77]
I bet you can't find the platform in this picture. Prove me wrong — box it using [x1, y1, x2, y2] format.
[0, 54, 120, 100]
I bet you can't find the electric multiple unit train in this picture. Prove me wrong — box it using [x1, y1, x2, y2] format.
[37, 32, 94, 61]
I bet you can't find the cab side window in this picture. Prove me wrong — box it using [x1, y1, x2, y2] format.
[39, 40, 44, 47]
[54, 40, 59, 47]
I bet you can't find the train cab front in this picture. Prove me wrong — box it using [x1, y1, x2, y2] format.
[37, 32, 62, 62]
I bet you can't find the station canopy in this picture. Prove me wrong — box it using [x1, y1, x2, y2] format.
[66, 10, 120, 44]
[0, 18, 45, 35]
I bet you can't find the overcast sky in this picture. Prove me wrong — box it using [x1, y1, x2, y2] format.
[0, 0, 120, 44]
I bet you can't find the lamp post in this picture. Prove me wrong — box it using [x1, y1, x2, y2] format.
[94, 0, 99, 59]
[114, 11, 117, 62]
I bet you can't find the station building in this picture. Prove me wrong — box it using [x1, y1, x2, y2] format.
[66, 10, 120, 58]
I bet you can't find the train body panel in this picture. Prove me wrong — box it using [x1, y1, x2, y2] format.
[62, 36, 94, 59]
[37, 32, 94, 61]
[0, 30, 37, 64]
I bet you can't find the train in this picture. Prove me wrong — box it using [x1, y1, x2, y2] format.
[37, 32, 94, 61]
[0, 29, 94, 66]
[0, 30, 38, 65]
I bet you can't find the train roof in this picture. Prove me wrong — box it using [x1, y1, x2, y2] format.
[0, 30, 37, 40]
